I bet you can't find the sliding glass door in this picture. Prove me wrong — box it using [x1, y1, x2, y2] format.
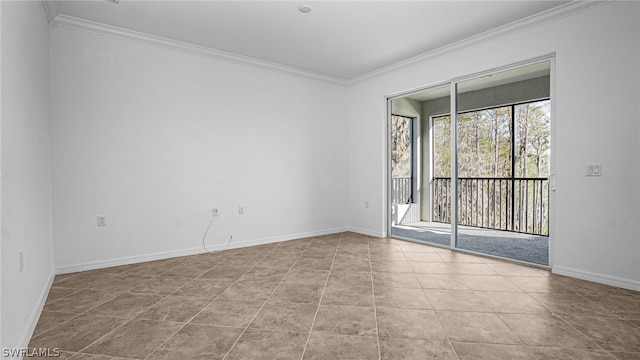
[389, 58, 552, 266]
[389, 84, 451, 246]
[453, 61, 551, 265]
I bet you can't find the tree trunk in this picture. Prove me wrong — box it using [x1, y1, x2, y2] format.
[520, 106, 529, 177]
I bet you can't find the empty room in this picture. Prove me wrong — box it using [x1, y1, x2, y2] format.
[2, 1, 639, 359]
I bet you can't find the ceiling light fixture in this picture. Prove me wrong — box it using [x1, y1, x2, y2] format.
[298, 4, 312, 14]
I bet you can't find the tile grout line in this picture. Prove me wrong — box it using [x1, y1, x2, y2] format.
[143, 247, 263, 359]
[488, 272, 527, 350]
[34, 269, 174, 353]
[298, 234, 342, 360]
[473, 266, 528, 354]
[523, 283, 626, 358]
[398, 241, 463, 360]
[367, 236, 382, 360]
[65, 294, 175, 357]
[107, 253, 242, 359]
[184, 245, 288, 358]
[51, 249, 237, 358]
[67, 258, 226, 358]
[554, 312, 612, 356]
[33, 275, 138, 341]
[219, 238, 316, 360]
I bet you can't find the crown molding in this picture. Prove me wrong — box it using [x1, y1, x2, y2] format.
[41, 0, 57, 24]
[346, 0, 611, 84]
[44, 0, 610, 86]
[48, 13, 349, 85]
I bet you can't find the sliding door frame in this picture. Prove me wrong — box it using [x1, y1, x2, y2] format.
[450, 82, 459, 250]
[385, 53, 555, 268]
[386, 81, 451, 245]
[448, 54, 556, 266]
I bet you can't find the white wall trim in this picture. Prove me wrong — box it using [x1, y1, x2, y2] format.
[15, 270, 55, 355]
[44, 1, 609, 85]
[48, 14, 348, 85]
[55, 227, 348, 274]
[348, 226, 386, 239]
[348, 1, 609, 84]
[41, 0, 56, 24]
[553, 265, 640, 292]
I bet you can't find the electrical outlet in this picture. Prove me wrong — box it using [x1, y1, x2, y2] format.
[586, 163, 602, 177]
[238, 206, 244, 215]
[97, 215, 106, 226]
[365, 201, 369, 209]
[212, 208, 219, 217]
[19, 250, 23, 272]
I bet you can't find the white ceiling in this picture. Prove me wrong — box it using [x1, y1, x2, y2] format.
[44, 0, 570, 82]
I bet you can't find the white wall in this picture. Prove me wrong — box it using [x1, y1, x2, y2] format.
[347, 2, 640, 289]
[50, 26, 349, 272]
[1, 0, 54, 353]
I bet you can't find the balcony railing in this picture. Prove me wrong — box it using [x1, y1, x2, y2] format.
[392, 177, 413, 205]
[433, 177, 549, 236]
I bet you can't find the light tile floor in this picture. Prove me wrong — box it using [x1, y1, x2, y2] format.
[29, 232, 640, 359]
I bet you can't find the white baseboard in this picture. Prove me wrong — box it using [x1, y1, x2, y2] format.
[55, 246, 208, 275]
[55, 227, 348, 274]
[552, 265, 640, 292]
[348, 226, 386, 238]
[14, 269, 55, 359]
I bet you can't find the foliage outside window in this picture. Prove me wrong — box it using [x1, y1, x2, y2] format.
[433, 100, 550, 179]
[391, 115, 412, 178]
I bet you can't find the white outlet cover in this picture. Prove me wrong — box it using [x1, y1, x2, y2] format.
[586, 163, 602, 177]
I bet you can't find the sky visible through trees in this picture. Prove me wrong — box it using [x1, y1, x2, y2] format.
[391, 99, 551, 180]
[434, 99, 551, 179]
[391, 99, 551, 235]
[391, 115, 412, 178]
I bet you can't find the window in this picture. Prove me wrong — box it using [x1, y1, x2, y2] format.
[391, 115, 414, 204]
[432, 99, 550, 235]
